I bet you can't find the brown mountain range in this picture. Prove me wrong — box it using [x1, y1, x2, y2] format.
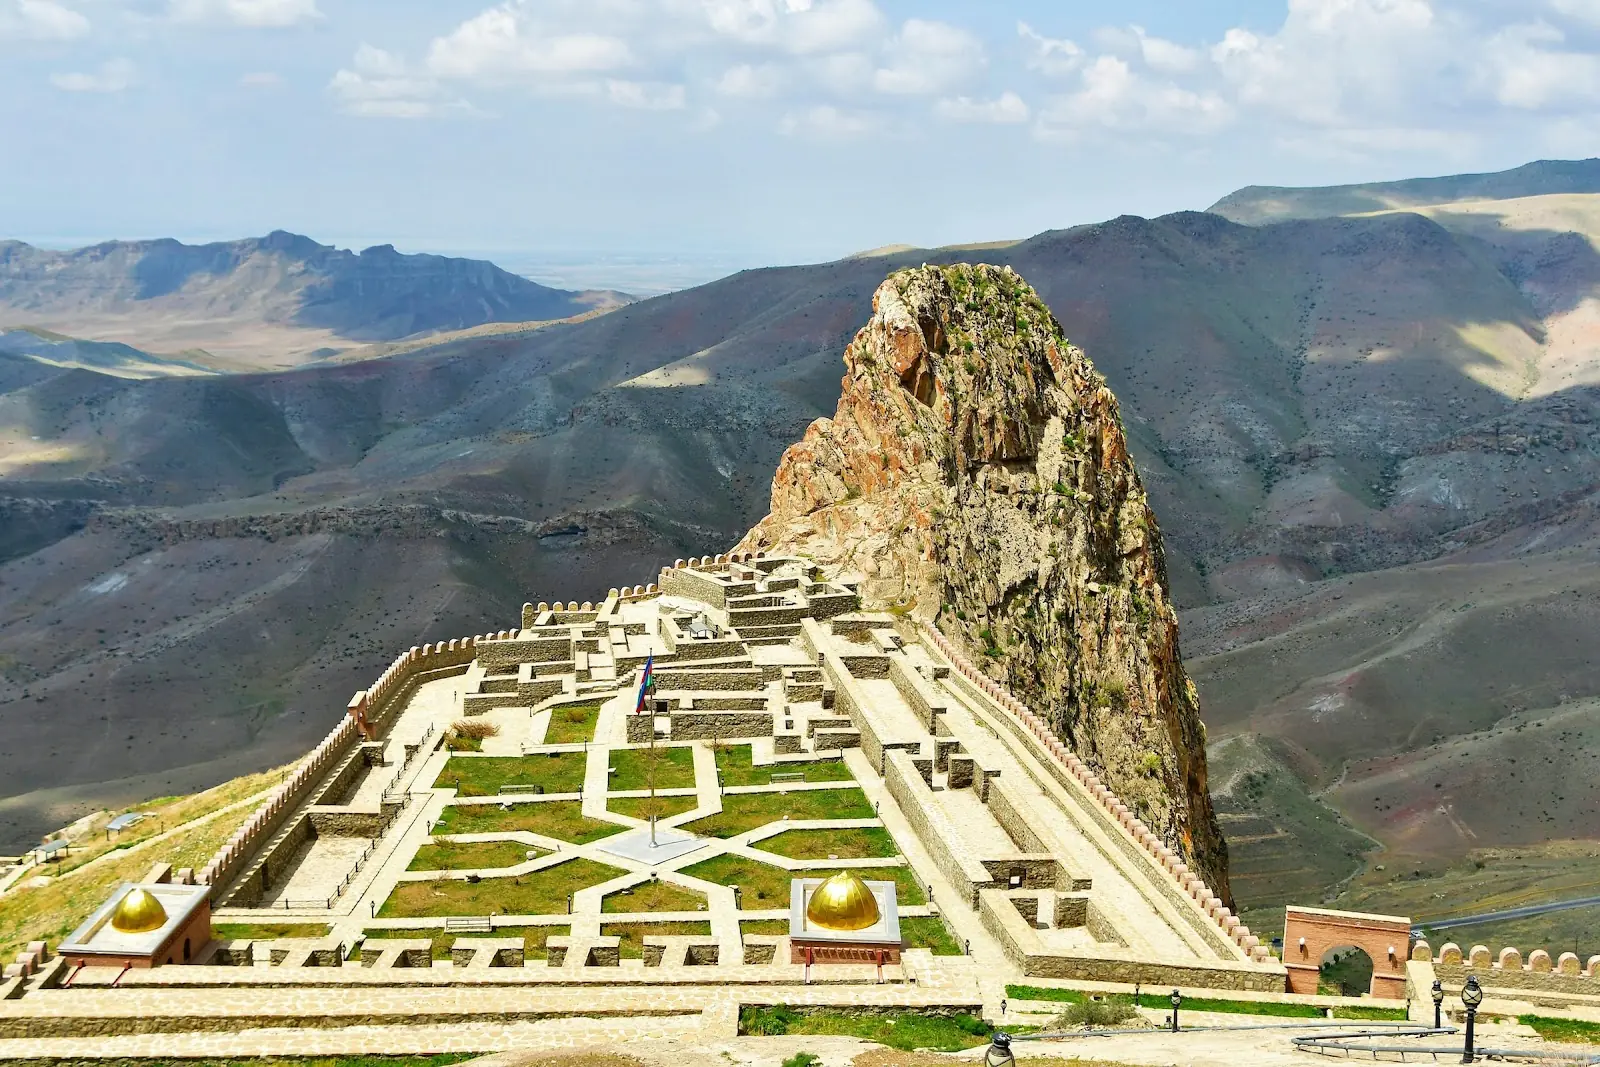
[1, 161, 1598, 949]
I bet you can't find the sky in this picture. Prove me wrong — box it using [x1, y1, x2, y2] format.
[4, 0, 1600, 269]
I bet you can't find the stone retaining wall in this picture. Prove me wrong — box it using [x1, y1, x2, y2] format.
[883, 751, 994, 909]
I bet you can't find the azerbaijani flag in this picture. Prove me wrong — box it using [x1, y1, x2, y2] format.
[634, 654, 654, 714]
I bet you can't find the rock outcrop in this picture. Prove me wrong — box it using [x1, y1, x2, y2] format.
[737, 264, 1232, 901]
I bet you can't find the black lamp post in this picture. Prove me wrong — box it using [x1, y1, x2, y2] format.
[1170, 988, 1182, 1033]
[1431, 978, 1444, 1030]
[1460, 975, 1482, 1063]
[983, 1031, 1014, 1067]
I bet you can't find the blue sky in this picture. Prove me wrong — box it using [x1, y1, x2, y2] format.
[4, 0, 1600, 265]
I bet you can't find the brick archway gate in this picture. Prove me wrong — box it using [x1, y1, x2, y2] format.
[1283, 906, 1412, 998]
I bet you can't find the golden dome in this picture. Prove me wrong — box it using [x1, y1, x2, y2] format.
[110, 888, 168, 934]
[806, 871, 880, 931]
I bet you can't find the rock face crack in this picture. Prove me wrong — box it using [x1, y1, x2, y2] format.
[737, 263, 1232, 902]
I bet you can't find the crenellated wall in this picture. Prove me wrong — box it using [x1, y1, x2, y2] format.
[1415, 939, 1600, 994]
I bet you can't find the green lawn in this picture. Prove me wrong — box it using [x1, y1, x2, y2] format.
[1003, 985, 1407, 1021]
[212, 922, 332, 941]
[738, 1007, 992, 1051]
[601, 877, 708, 914]
[435, 800, 623, 844]
[681, 853, 795, 907]
[1522, 1015, 1600, 1045]
[609, 745, 696, 790]
[607, 793, 700, 820]
[755, 827, 898, 860]
[683, 853, 924, 908]
[601, 920, 713, 958]
[901, 916, 961, 955]
[741, 919, 790, 936]
[716, 747, 855, 787]
[362, 925, 567, 961]
[543, 702, 602, 745]
[433, 752, 587, 797]
[408, 840, 539, 872]
[684, 787, 875, 838]
[378, 857, 622, 918]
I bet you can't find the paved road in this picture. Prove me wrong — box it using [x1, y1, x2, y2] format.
[1413, 894, 1600, 935]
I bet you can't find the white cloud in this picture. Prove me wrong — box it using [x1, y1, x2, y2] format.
[1018, 21, 1083, 77]
[51, 57, 136, 92]
[706, 0, 885, 56]
[779, 103, 877, 137]
[330, 45, 468, 119]
[607, 79, 687, 109]
[1551, 0, 1600, 22]
[935, 91, 1028, 124]
[1486, 21, 1600, 109]
[1036, 54, 1230, 138]
[0, 0, 89, 40]
[874, 18, 984, 95]
[426, 8, 632, 82]
[170, 0, 321, 28]
[715, 62, 783, 98]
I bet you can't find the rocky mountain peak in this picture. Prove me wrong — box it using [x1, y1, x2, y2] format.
[737, 263, 1231, 899]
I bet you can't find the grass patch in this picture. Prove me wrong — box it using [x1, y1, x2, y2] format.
[1002, 986, 1405, 1021]
[435, 800, 623, 844]
[755, 827, 898, 860]
[681, 853, 795, 907]
[363, 925, 565, 961]
[716, 747, 855, 787]
[609, 746, 696, 791]
[607, 793, 699, 821]
[378, 857, 622, 918]
[900, 916, 961, 955]
[434, 753, 587, 798]
[408, 840, 539, 872]
[0, 767, 284, 961]
[1521, 1016, 1600, 1045]
[738, 1006, 992, 1051]
[601, 920, 712, 958]
[543, 702, 602, 745]
[601, 877, 707, 914]
[212, 922, 332, 941]
[741, 919, 790, 935]
[684, 787, 874, 838]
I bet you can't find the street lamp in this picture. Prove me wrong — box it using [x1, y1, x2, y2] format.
[1431, 978, 1444, 1030]
[983, 1032, 1014, 1067]
[1460, 975, 1483, 1063]
[1170, 989, 1182, 1033]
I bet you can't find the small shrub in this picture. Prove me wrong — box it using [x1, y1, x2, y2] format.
[452, 719, 500, 741]
[1054, 998, 1138, 1028]
[1139, 752, 1162, 777]
[563, 705, 588, 724]
[782, 1054, 820, 1067]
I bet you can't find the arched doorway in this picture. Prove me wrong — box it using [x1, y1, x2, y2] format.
[1320, 945, 1374, 997]
[1283, 906, 1410, 998]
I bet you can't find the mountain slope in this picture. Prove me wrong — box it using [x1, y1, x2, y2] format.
[1, 177, 1598, 930]
[0, 232, 629, 370]
[1210, 158, 1600, 224]
[737, 264, 1231, 897]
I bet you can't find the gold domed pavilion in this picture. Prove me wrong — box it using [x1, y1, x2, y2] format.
[805, 871, 881, 931]
[110, 888, 168, 933]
